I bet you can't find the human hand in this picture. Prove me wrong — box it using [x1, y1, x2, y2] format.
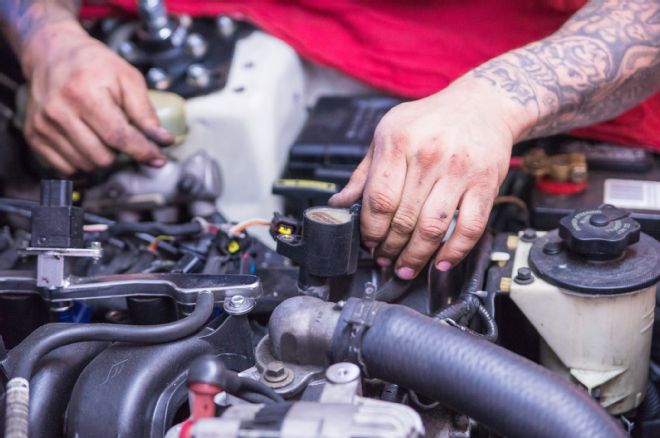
[329, 78, 523, 279]
[20, 20, 172, 174]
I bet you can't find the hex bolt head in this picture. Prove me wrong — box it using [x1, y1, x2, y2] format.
[147, 67, 171, 90]
[186, 64, 211, 88]
[262, 361, 294, 387]
[543, 241, 562, 255]
[185, 33, 208, 59]
[514, 267, 534, 285]
[264, 362, 286, 381]
[223, 294, 255, 316]
[521, 228, 537, 242]
[216, 16, 237, 38]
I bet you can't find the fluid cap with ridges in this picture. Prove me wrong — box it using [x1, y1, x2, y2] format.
[558, 204, 640, 260]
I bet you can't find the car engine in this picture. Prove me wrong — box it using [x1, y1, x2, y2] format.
[0, 2, 659, 438]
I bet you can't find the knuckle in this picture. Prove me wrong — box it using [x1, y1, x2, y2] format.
[458, 219, 486, 241]
[42, 102, 64, 123]
[417, 218, 447, 241]
[390, 208, 417, 235]
[62, 80, 86, 101]
[368, 191, 398, 215]
[104, 126, 128, 148]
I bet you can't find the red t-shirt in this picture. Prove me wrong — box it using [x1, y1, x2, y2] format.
[81, 0, 660, 151]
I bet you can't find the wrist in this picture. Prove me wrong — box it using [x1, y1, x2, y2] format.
[451, 72, 538, 144]
[20, 19, 88, 80]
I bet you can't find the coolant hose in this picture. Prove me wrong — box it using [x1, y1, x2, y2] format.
[270, 296, 623, 438]
[4, 292, 214, 438]
[333, 299, 624, 438]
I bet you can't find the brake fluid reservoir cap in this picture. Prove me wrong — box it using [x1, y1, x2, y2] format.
[558, 204, 640, 260]
[529, 206, 659, 295]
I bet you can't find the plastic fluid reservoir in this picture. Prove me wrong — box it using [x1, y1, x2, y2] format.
[510, 205, 660, 414]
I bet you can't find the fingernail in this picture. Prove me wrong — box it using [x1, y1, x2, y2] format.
[376, 257, 391, 267]
[364, 241, 378, 249]
[152, 126, 174, 143]
[396, 267, 415, 280]
[436, 261, 452, 272]
[149, 158, 166, 167]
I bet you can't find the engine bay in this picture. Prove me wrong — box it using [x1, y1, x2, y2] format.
[0, 6, 659, 438]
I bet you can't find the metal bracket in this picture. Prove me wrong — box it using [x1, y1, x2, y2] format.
[0, 271, 262, 305]
[19, 246, 102, 289]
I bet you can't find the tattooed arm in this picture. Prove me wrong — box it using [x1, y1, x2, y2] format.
[330, 0, 659, 281]
[0, 0, 80, 53]
[0, 1, 170, 174]
[473, 0, 660, 139]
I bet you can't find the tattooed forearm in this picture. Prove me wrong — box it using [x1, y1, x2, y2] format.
[0, 0, 80, 51]
[472, 0, 660, 139]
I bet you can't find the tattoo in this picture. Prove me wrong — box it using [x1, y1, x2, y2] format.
[0, 0, 80, 50]
[472, 0, 660, 139]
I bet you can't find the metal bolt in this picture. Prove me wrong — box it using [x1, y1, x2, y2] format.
[543, 241, 562, 255]
[514, 267, 534, 285]
[186, 64, 211, 88]
[147, 67, 171, 90]
[216, 16, 237, 38]
[185, 33, 208, 59]
[118, 41, 137, 61]
[326, 362, 360, 384]
[223, 294, 256, 315]
[521, 228, 537, 242]
[262, 360, 294, 388]
[264, 362, 286, 381]
[90, 241, 102, 250]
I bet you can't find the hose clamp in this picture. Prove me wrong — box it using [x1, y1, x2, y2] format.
[332, 297, 383, 377]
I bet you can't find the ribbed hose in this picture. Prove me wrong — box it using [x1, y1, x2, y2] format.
[5, 292, 214, 438]
[334, 301, 624, 438]
[4, 378, 29, 438]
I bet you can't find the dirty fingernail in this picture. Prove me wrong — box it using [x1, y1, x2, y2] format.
[376, 257, 391, 267]
[396, 267, 415, 280]
[151, 126, 174, 142]
[149, 158, 166, 167]
[436, 261, 452, 272]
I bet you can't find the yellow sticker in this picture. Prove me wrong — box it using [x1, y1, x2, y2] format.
[275, 179, 337, 191]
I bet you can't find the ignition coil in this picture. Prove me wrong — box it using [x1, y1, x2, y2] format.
[276, 204, 361, 299]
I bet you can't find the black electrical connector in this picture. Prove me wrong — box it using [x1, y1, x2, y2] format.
[30, 180, 84, 248]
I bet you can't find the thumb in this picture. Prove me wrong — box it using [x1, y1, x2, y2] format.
[329, 146, 373, 207]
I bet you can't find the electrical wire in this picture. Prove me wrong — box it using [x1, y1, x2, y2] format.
[228, 218, 271, 235]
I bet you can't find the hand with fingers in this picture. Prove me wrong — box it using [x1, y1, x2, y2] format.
[329, 78, 519, 279]
[20, 20, 173, 175]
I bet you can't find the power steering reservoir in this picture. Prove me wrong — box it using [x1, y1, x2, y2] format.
[510, 205, 660, 414]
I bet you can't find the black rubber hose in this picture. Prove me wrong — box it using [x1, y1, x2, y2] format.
[12, 292, 214, 380]
[460, 233, 493, 296]
[236, 390, 277, 404]
[375, 276, 411, 302]
[239, 377, 285, 403]
[638, 381, 660, 420]
[333, 301, 624, 438]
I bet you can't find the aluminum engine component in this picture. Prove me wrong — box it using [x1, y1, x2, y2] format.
[83, 150, 222, 218]
[509, 206, 659, 414]
[169, 361, 424, 438]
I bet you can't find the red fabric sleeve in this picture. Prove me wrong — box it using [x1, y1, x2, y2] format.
[81, 0, 660, 151]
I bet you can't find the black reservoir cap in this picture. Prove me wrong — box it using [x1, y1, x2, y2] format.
[559, 204, 640, 260]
